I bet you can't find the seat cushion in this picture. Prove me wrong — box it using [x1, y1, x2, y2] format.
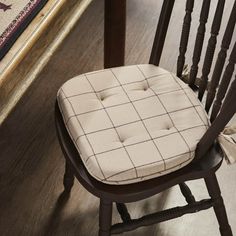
[57, 64, 210, 185]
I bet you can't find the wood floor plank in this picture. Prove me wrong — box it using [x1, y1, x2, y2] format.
[0, 0, 235, 235]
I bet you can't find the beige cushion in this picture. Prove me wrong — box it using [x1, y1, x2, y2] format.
[57, 64, 210, 185]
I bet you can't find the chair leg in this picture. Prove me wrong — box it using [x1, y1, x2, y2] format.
[179, 182, 196, 204]
[205, 174, 232, 236]
[116, 203, 131, 222]
[99, 199, 113, 236]
[63, 160, 74, 192]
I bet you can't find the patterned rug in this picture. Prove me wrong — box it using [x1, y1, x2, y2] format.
[0, 0, 48, 60]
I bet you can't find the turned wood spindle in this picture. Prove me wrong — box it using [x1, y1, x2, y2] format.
[149, 0, 175, 66]
[198, 0, 226, 101]
[205, 0, 236, 112]
[210, 42, 236, 122]
[177, 0, 195, 78]
[189, 0, 211, 88]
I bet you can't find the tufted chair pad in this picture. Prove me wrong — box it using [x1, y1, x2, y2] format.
[57, 64, 210, 185]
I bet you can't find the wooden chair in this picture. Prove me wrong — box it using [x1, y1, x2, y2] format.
[55, 0, 236, 235]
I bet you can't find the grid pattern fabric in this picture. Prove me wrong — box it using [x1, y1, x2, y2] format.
[57, 64, 210, 185]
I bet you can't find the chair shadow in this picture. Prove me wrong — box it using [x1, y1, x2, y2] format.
[43, 190, 71, 236]
[42, 190, 98, 236]
[42, 187, 175, 236]
[135, 188, 173, 236]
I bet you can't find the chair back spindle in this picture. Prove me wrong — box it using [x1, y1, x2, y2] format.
[205, 1, 236, 112]
[188, 0, 211, 88]
[177, 0, 195, 78]
[149, 0, 175, 66]
[210, 41, 236, 122]
[198, 0, 226, 101]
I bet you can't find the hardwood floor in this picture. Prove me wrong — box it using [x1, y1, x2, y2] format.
[0, 0, 235, 235]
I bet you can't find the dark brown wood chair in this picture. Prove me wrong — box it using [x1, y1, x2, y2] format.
[55, 0, 236, 235]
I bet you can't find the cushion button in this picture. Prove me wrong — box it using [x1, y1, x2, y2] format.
[119, 138, 125, 143]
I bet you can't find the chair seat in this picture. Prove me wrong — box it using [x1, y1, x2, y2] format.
[57, 64, 210, 185]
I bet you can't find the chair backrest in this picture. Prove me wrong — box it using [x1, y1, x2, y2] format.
[150, 0, 236, 159]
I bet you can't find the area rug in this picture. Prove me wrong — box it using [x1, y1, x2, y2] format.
[0, 0, 48, 60]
